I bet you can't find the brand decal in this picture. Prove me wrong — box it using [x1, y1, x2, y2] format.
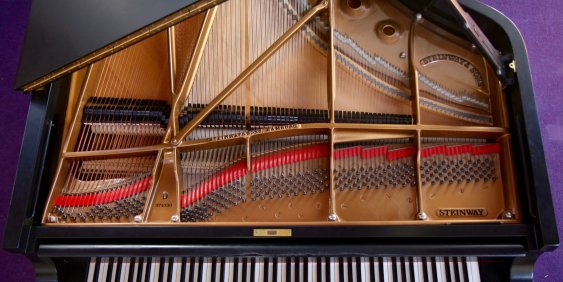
[212, 124, 300, 141]
[437, 208, 488, 217]
[420, 54, 484, 88]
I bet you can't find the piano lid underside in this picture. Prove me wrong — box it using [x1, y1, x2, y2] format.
[41, 0, 520, 226]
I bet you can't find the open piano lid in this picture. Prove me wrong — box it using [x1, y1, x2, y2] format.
[14, 0, 218, 92]
[16, 0, 508, 92]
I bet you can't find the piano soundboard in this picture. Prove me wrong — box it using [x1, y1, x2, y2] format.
[41, 0, 518, 226]
[4, 0, 558, 281]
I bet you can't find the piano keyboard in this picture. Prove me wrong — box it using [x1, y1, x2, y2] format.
[86, 256, 481, 282]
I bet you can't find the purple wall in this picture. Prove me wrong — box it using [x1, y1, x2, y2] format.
[0, 0, 560, 281]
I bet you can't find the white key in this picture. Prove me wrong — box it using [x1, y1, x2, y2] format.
[223, 257, 232, 282]
[277, 257, 284, 282]
[382, 257, 391, 282]
[290, 258, 296, 282]
[467, 257, 481, 282]
[321, 257, 327, 282]
[140, 258, 148, 282]
[457, 257, 465, 282]
[360, 257, 370, 281]
[413, 257, 423, 282]
[425, 257, 434, 282]
[299, 257, 304, 282]
[267, 258, 273, 282]
[396, 258, 403, 282]
[193, 258, 200, 282]
[171, 257, 180, 282]
[343, 257, 349, 282]
[215, 258, 222, 282]
[330, 257, 339, 282]
[86, 258, 96, 282]
[120, 257, 130, 282]
[98, 257, 109, 282]
[131, 258, 139, 282]
[373, 258, 380, 282]
[109, 258, 118, 282]
[435, 257, 446, 282]
[202, 257, 211, 282]
[404, 258, 411, 282]
[308, 257, 315, 282]
[150, 257, 160, 282]
[351, 257, 358, 282]
[255, 257, 264, 282]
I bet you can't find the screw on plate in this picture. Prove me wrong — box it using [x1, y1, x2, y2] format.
[328, 214, 338, 221]
[171, 214, 180, 222]
[417, 212, 428, 220]
[503, 211, 514, 219]
[48, 215, 57, 223]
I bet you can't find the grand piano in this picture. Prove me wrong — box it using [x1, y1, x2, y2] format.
[3, 0, 558, 281]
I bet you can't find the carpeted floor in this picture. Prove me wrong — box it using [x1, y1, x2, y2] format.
[0, 0, 561, 280]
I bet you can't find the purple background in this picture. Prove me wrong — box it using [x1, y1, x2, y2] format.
[0, 0, 561, 280]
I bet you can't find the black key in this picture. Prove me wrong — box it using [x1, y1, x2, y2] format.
[241, 258, 248, 282]
[368, 257, 376, 282]
[158, 257, 165, 282]
[422, 257, 429, 282]
[233, 257, 239, 282]
[303, 257, 308, 282]
[339, 257, 345, 282]
[219, 257, 225, 282]
[189, 257, 196, 282]
[145, 257, 153, 282]
[431, 257, 439, 282]
[210, 257, 217, 282]
[462, 257, 470, 282]
[378, 257, 385, 282]
[453, 257, 460, 282]
[392, 257, 398, 282]
[93, 257, 101, 282]
[198, 257, 204, 282]
[252, 257, 258, 282]
[264, 257, 270, 282]
[180, 257, 187, 282]
[167, 257, 174, 282]
[272, 257, 278, 282]
[106, 257, 114, 282]
[400, 257, 407, 282]
[286, 257, 292, 282]
[136, 257, 144, 282]
[355, 257, 363, 282]
[127, 257, 136, 282]
[316, 257, 322, 282]
[347, 257, 354, 282]
[114, 257, 123, 282]
[325, 257, 331, 282]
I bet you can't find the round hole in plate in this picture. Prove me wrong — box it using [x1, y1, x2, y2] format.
[376, 20, 402, 44]
[347, 0, 362, 9]
[383, 25, 396, 36]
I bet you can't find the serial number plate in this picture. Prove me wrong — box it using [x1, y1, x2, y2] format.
[253, 229, 292, 237]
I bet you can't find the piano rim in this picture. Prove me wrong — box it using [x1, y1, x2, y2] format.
[3, 0, 558, 256]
